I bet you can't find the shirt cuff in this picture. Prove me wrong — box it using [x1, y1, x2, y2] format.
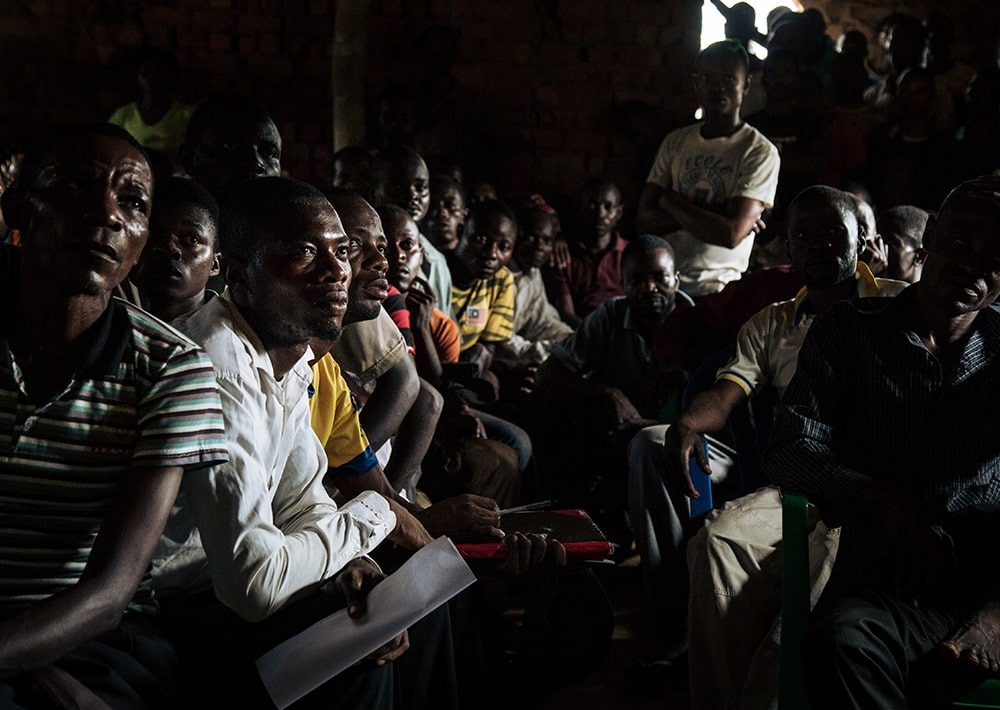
[340, 490, 397, 545]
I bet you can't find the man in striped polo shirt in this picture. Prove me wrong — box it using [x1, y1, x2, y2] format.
[0, 123, 228, 708]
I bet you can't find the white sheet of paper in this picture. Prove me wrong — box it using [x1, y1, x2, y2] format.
[255, 536, 477, 709]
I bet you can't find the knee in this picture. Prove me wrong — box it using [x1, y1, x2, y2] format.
[416, 378, 445, 419]
[627, 426, 667, 480]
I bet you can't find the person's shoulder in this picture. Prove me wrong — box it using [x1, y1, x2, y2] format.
[597, 296, 630, 323]
[739, 123, 780, 155]
[751, 296, 799, 328]
[180, 296, 252, 374]
[494, 265, 515, 286]
[120, 298, 203, 355]
[418, 231, 446, 260]
[665, 122, 703, 144]
[107, 101, 139, 125]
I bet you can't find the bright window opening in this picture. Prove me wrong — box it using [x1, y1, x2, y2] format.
[700, 0, 803, 60]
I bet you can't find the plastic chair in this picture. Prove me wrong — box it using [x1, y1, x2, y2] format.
[779, 492, 1000, 709]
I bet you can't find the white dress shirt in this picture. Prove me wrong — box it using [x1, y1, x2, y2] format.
[152, 293, 396, 622]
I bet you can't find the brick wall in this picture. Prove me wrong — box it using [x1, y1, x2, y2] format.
[1, 0, 998, 197]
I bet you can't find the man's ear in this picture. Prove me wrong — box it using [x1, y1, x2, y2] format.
[0, 185, 32, 232]
[914, 247, 928, 266]
[210, 251, 222, 278]
[223, 253, 248, 293]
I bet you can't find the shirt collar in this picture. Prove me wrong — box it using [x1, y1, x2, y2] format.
[793, 262, 882, 325]
[218, 290, 315, 384]
[0, 245, 132, 379]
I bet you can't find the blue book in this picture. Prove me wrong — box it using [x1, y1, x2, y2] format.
[689, 434, 714, 519]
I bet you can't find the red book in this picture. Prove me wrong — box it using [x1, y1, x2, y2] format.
[455, 508, 612, 561]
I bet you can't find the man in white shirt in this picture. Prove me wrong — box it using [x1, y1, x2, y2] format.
[637, 40, 780, 297]
[154, 177, 456, 709]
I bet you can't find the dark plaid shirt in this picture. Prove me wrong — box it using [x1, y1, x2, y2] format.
[765, 285, 1000, 517]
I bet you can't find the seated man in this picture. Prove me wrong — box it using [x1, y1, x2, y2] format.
[879, 203, 929, 283]
[537, 235, 684, 545]
[127, 176, 221, 324]
[325, 187, 518, 512]
[766, 176, 1000, 707]
[544, 176, 628, 327]
[627, 185, 904, 703]
[331, 145, 373, 200]
[422, 174, 468, 254]
[153, 177, 456, 709]
[180, 94, 281, 201]
[324, 188, 445, 498]
[0, 122, 227, 707]
[382, 204, 461, 387]
[497, 201, 574, 365]
[637, 40, 780, 297]
[446, 199, 534, 475]
[371, 145, 453, 312]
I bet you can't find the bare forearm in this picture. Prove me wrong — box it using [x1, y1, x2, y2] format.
[636, 201, 684, 236]
[676, 380, 748, 434]
[0, 582, 127, 676]
[0, 466, 182, 676]
[658, 190, 754, 249]
[360, 357, 420, 450]
[410, 323, 444, 386]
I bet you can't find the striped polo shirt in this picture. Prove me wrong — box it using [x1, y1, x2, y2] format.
[451, 265, 516, 352]
[0, 258, 229, 616]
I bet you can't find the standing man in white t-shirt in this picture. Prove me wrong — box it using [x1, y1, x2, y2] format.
[637, 40, 780, 297]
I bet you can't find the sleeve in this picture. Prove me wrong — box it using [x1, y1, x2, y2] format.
[133, 346, 229, 469]
[320, 367, 379, 476]
[330, 307, 407, 382]
[645, 132, 675, 188]
[478, 270, 516, 344]
[107, 104, 128, 127]
[430, 308, 462, 364]
[383, 290, 414, 352]
[715, 308, 773, 398]
[548, 301, 613, 376]
[419, 234, 454, 313]
[733, 134, 780, 207]
[762, 311, 874, 506]
[184, 375, 396, 622]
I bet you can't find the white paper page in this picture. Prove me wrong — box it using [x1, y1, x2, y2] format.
[256, 536, 477, 709]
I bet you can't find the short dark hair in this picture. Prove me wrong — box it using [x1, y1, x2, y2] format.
[787, 185, 857, 224]
[622, 234, 674, 274]
[219, 176, 329, 261]
[579, 175, 622, 205]
[696, 39, 750, 76]
[185, 95, 275, 148]
[331, 145, 371, 178]
[936, 175, 1000, 221]
[153, 176, 221, 247]
[16, 121, 149, 191]
[878, 205, 929, 247]
[430, 174, 466, 203]
[376, 203, 412, 227]
[464, 198, 516, 236]
[515, 203, 559, 237]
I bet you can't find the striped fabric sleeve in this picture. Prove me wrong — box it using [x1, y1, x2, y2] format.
[479, 270, 516, 343]
[129, 314, 229, 469]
